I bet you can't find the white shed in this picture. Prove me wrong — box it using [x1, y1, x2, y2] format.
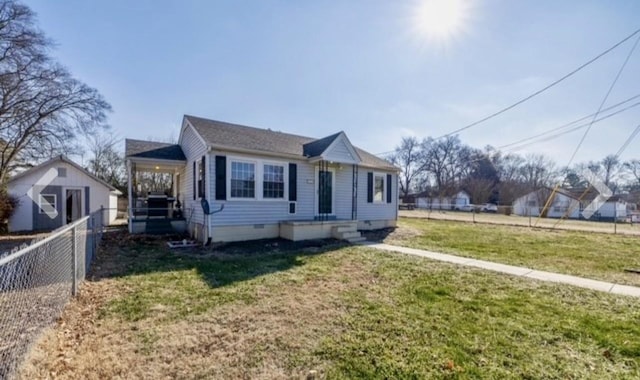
[8, 155, 120, 232]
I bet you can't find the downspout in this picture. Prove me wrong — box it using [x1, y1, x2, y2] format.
[206, 146, 213, 245]
[127, 160, 133, 233]
[395, 172, 399, 221]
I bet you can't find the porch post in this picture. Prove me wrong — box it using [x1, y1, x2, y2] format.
[127, 160, 133, 233]
[351, 164, 358, 220]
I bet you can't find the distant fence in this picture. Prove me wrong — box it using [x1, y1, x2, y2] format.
[0, 209, 104, 379]
[401, 205, 640, 236]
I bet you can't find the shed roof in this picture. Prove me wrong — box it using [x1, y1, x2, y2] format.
[9, 155, 120, 193]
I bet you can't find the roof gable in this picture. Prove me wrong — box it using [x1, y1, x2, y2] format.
[9, 155, 118, 192]
[304, 132, 361, 164]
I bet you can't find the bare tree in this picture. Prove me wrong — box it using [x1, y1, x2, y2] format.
[600, 154, 622, 192]
[463, 148, 499, 204]
[0, 1, 110, 182]
[518, 154, 556, 190]
[389, 136, 421, 198]
[419, 135, 467, 197]
[85, 132, 125, 192]
[624, 159, 640, 190]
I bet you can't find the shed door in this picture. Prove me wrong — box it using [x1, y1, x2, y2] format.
[66, 189, 83, 224]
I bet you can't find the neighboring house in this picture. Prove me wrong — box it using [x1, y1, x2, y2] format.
[415, 190, 471, 210]
[125, 115, 399, 242]
[8, 155, 121, 232]
[512, 187, 627, 221]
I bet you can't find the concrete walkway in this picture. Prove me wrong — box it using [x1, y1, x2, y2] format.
[361, 242, 640, 298]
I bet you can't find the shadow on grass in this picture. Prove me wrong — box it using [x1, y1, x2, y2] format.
[88, 227, 347, 290]
[360, 227, 397, 242]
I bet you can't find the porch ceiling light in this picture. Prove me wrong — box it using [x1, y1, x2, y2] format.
[155, 166, 160, 170]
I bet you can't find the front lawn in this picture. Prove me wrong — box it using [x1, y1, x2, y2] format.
[19, 230, 640, 379]
[379, 217, 640, 287]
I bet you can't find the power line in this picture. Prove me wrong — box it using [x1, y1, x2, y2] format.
[380, 94, 640, 167]
[433, 27, 640, 140]
[501, 100, 640, 152]
[498, 94, 640, 150]
[615, 122, 640, 157]
[565, 32, 640, 167]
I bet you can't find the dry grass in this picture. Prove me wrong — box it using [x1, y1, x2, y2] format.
[17, 229, 640, 379]
[19, 233, 372, 379]
[380, 217, 640, 286]
[401, 209, 640, 236]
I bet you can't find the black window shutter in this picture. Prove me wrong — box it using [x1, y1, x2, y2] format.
[201, 156, 206, 199]
[215, 155, 226, 200]
[192, 161, 196, 200]
[367, 172, 373, 203]
[288, 163, 297, 201]
[386, 174, 392, 203]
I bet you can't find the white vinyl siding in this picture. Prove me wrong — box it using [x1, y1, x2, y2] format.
[324, 138, 358, 163]
[211, 153, 308, 226]
[358, 170, 397, 221]
[178, 121, 209, 228]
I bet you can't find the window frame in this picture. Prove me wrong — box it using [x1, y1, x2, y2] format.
[262, 162, 286, 200]
[373, 172, 386, 204]
[229, 158, 257, 200]
[39, 194, 57, 215]
[226, 156, 288, 201]
[197, 156, 205, 199]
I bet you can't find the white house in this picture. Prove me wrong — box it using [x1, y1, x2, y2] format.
[415, 190, 471, 210]
[512, 188, 627, 221]
[8, 155, 120, 232]
[125, 115, 400, 243]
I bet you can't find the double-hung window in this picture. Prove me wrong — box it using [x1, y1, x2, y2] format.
[230, 161, 256, 198]
[228, 158, 287, 200]
[373, 173, 385, 203]
[263, 164, 285, 199]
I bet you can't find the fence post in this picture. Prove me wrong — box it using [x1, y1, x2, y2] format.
[92, 214, 97, 256]
[71, 224, 78, 296]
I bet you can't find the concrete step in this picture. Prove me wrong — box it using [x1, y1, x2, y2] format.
[337, 231, 362, 240]
[333, 225, 357, 233]
[346, 236, 367, 243]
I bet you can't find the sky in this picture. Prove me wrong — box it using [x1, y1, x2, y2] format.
[25, 0, 640, 166]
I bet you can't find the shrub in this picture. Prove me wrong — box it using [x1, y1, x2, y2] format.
[0, 187, 19, 233]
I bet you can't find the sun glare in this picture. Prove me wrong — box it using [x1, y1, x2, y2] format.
[412, 0, 471, 43]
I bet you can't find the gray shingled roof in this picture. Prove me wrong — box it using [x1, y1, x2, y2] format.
[302, 132, 341, 157]
[125, 139, 186, 161]
[185, 115, 396, 170]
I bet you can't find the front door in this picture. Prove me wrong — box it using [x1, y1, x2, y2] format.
[66, 189, 83, 224]
[317, 169, 334, 215]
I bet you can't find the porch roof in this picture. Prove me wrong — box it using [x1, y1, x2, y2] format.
[125, 139, 186, 162]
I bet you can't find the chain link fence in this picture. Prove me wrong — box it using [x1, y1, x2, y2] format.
[400, 203, 640, 235]
[0, 209, 104, 379]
